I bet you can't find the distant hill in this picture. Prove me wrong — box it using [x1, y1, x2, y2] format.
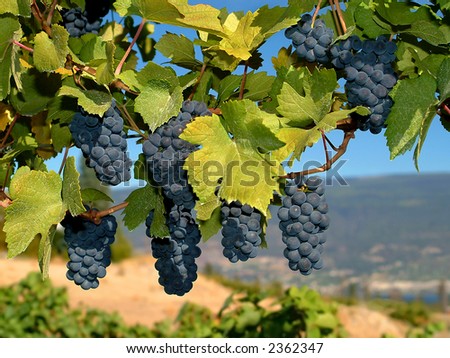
[114, 173, 450, 292]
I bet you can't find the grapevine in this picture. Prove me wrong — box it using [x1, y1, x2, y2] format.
[0, 0, 448, 298]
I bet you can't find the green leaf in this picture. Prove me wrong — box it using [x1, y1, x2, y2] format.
[136, 62, 179, 90]
[198, 205, 222, 241]
[47, 95, 78, 124]
[33, 25, 69, 72]
[38, 224, 57, 280]
[50, 123, 72, 152]
[58, 83, 112, 116]
[385, 75, 438, 159]
[122, 185, 167, 234]
[80, 188, 114, 203]
[414, 110, 435, 171]
[95, 42, 116, 85]
[154, 32, 202, 69]
[115, 0, 184, 25]
[436, 0, 450, 10]
[402, 21, 446, 47]
[242, 72, 275, 101]
[353, 6, 389, 38]
[277, 68, 337, 127]
[10, 70, 61, 116]
[180, 101, 284, 217]
[437, 58, 450, 101]
[0, 17, 22, 100]
[0, 0, 31, 16]
[135, 81, 183, 132]
[4, 167, 66, 258]
[62, 156, 85, 216]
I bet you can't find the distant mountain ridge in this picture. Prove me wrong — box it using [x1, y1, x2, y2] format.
[114, 173, 450, 289]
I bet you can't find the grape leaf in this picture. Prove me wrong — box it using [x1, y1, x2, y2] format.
[58, 83, 112, 116]
[136, 62, 179, 90]
[80, 188, 114, 203]
[50, 123, 72, 153]
[4, 167, 66, 258]
[95, 42, 116, 85]
[62, 156, 85, 216]
[38, 224, 57, 280]
[33, 25, 69, 72]
[385, 74, 438, 159]
[47, 96, 78, 124]
[437, 58, 450, 101]
[413, 109, 435, 171]
[402, 20, 446, 47]
[0, 102, 14, 131]
[10, 70, 61, 116]
[135, 81, 183, 132]
[115, 0, 183, 25]
[31, 113, 55, 159]
[122, 185, 168, 237]
[198, 206, 222, 241]
[154, 32, 202, 69]
[0, 0, 31, 16]
[436, 0, 450, 10]
[180, 100, 284, 217]
[0, 17, 22, 100]
[277, 68, 337, 127]
[353, 6, 389, 38]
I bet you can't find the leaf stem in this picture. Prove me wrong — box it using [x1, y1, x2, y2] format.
[311, 0, 323, 27]
[188, 62, 208, 101]
[238, 62, 249, 100]
[12, 40, 34, 53]
[58, 146, 70, 175]
[333, 0, 347, 34]
[328, 0, 343, 36]
[118, 102, 146, 138]
[115, 18, 147, 76]
[46, 0, 59, 26]
[0, 114, 19, 149]
[280, 129, 355, 179]
[320, 130, 331, 164]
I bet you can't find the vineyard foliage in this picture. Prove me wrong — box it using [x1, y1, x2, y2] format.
[0, 0, 449, 291]
[0, 273, 345, 338]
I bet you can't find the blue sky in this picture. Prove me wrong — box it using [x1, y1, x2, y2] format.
[46, 0, 450, 182]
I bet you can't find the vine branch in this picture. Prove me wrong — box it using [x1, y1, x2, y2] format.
[311, 0, 323, 27]
[334, 0, 348, 34]
[115, 18, 147, 76]
[328, 0, 343, 36]
[46, 0, 59, 26]
[280, 129, 355, 179]
[80, 202, 129, 224]
[188, 62, 208, 101]
[1, 114, 19, 149]
[58, 146, 70, 175]
[238, 62, 249, 100]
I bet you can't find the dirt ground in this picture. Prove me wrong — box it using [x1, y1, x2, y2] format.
[0, 255, 437, 337]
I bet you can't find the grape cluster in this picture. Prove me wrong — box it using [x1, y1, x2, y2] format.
[277, 176, 329, 275]
[62, 209, 117, 290]
[69, 102, 132, 186]
[142, 100, 211, 210]
[62, 0, 111, 37]
[285, 14, 334, 64]
[330, 36, 397, 133]
[220, 201, 262, 263]
[145, 206, 201, 296]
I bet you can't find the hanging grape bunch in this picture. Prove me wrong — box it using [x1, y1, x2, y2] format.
[220, 201, 262, 263]
[61, 0, 111, 37]
[61, 208, 117, 290]
[330, 36, 398, 134]
[285, 13, 334, 64]
[278, 176, 330, 276]
[69, 101, 132, 186]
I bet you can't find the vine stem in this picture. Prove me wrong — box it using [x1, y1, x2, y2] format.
[320, 129, 330, 164]
[333, 0, 347, 34]
[80, 202, 129, 223]
[280, 129, 355, 179]
[31, 0, 52, 36]
[12, 40, 34, 53]
[328, 0, 343, 36]
[442, 103, 450, 116]
[58, 146, 70, 175]
[311, 0, 323, 27]
[118, 102, 146, 138]
[0, 114, 19, 149]
[46, 0, 59, 26]
[238, 62, 249, 100]
[115, 18, 147, 76]
[188, 62, 208, 101]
